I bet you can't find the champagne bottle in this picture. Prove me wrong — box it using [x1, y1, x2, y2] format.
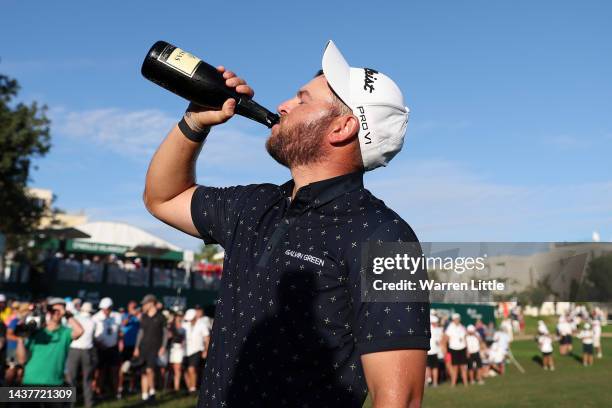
[141, 41, 279, 128]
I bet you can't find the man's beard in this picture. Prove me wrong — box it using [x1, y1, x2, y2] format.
[265, 111, 336, 168]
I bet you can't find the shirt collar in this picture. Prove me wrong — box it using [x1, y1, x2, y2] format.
[279, 170, 364, 212]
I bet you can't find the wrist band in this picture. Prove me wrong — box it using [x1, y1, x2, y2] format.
[178, 117, 210, 143]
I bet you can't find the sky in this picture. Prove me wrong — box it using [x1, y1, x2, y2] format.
[2, 0, 611, 251]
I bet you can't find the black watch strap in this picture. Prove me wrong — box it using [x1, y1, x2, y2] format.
[178, 117, 210, 143]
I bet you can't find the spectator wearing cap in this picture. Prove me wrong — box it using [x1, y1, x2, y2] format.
[16, 298, 84, 387]
[443, 313, 468, 386]
[66, 302, 96, 407]
[134, 294, 167, 401]
[577, 322, 595, 366]
[491, 326, 510, 375]
[144, 40, 429, 407]
[466, 325, 485, 385]
[92, 297, 122, 399]
[536, 323, 555, 371]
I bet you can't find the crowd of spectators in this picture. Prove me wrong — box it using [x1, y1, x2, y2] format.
[0, 294, 607, 404]
[426, 312, 512, 387]
[425, 305, 606, 389]
[552, 306, 605, 366]
[0, 293, 213, 407]
[48, 253, 221, 290]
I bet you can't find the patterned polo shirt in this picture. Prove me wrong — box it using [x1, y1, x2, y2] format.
[192, 170, 430, 408]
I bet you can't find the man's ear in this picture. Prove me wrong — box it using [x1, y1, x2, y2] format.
[328, 115, 359, 145]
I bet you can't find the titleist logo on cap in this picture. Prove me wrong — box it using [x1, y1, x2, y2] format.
[363, 68, 378, 93]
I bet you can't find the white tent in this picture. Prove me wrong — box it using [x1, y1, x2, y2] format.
[74, 221, 180, 251]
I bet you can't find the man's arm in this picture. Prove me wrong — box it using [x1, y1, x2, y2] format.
[143, 66, 253, 236]
[158, 326, 168, 356]
[16, 337, 28, 366]
[133, 328, 144, 357]
[441, 333, 449, 354]
[202, 335, 210, 358]
[67, 315, 84, 340]
[362, 350, 426, 408]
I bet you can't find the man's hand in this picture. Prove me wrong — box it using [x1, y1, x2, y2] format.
[133, 348, 140, 358]
[183, 66, 255, 130]
[158, 346, 166, 357]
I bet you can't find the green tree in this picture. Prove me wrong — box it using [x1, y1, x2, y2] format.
[0, 73, 51, 253]
[580, 253, 612, 301]
[196, 243, 223, 263]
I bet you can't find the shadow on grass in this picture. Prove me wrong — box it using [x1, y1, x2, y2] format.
[531, 355, 543, 366]
[568, 351, 583, 364]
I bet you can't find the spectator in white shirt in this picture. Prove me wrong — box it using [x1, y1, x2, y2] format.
[195, 306, 213, 356]
[536, 323, 554, 371]
[557, 315, 573, 355]
[577, 323, 594, 366]
[66, 302, 96, 407]
[443, 313, 468, 387]
[491, 329, 510, 375]
[466, 325, 484, 385]
[500, 318, 514, 343]
[92, 297, 122, 399]
[184, 309, 210, 393]
[426, 315, 443, 387]
[592, 320, 602, 359]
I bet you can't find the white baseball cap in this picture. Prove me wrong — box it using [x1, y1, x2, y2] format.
[467, 324, 475, 332]
[430, 315, 439, 324]
[322, 40, 409, 171]
[99, 297, 113, 310]
[0, 294, 6, 302]
[452, 313, 461, 320]
[184, 308, 197, 321]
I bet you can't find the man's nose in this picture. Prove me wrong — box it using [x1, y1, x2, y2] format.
[277, 98, 296, 116]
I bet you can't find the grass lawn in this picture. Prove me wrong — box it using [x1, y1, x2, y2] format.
[520, 315, 558, 336]
[410, 337, 612, 408]
[93, 338, 611, 408]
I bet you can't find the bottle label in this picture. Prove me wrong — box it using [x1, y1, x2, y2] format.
[158, 45, 201, 78]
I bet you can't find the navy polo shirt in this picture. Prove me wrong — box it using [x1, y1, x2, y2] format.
[192, 170, 430, 408]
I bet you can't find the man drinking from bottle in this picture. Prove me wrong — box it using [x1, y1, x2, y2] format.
[144, 40, 429, 408]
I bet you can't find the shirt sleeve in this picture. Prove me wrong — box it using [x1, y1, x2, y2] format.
[349, 219, 430, 355]
[190, 184, 260, 247]
[63, 326, 73, 351]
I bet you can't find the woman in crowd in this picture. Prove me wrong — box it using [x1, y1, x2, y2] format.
[168, 311, 186, 392]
